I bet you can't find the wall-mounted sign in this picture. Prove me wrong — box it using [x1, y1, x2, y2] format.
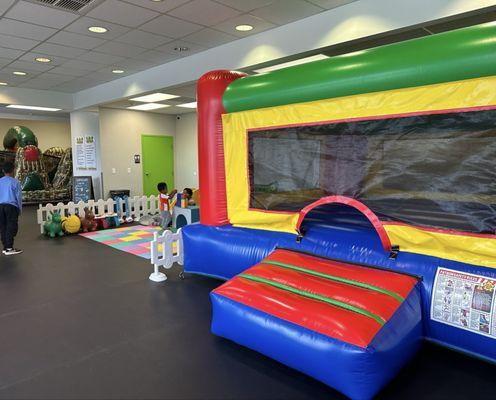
[74, 135, 97, 170]
[75, 136, 86, 170]
[85, 135, 97, 170]
[134, 154, 141, 164]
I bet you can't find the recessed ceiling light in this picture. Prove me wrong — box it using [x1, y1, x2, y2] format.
[236, 24, 253, 32]
[130, 93, 179, 102]
[13, 71, 27, 76]
[127, 103, 170, 111]
[35, 57, 51, 63]
[174, 46, 189, 52]
[0, 82, 7, 86]
[253, 54, 329, 74]
[112, 69, 124, 74]
[177, 102, 197, 109]
[150, 0, 164, 2]
[7, 105, 61, 112]
[88, 26, 108, 33]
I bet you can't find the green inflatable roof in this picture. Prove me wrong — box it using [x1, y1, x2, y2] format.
[223, 22, 496, 113]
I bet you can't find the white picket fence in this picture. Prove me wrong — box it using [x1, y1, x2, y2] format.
[149, 229, 184, 282]
[37, 195, 160, 234]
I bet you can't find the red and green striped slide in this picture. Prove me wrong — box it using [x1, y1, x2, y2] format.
[211, 249, 422, 399]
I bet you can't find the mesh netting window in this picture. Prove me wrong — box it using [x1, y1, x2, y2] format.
[248, 109, 496, 233]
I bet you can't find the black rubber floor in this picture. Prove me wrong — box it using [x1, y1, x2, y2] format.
[0, 207, 494, 399]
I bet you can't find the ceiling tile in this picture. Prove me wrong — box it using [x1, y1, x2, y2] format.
[0, 69, 35, 83]
[0, 34, 39, 51]
[47, 66, 90, 77]
[307, 0, 358, 9]
[0, 18, 57, 41]
[0, 0, 15, 15]
[77, 51, 126, 65]
[4, 1, 79, 28]
[48, 31, 107, 50]
[18, 80, 58, 90]
[18, 73, 73, 89]
[19, 52, 70, 66]
[130, 49, 179, 63]
[37, 72, 74, 82]
[64, 17, 131, 40]
[117, 58, 159, 70]
[140, 14, 202, 38]
[115, 29, 173, 49]
[251, 0, 323, 25]
[60, 59, 104, 71]
[0, 47, 24, 60]
[33, 43, 87, 58]
[0, 57, 11, 68]
[86, 0, 159, 28]
[52, 79, 95, 92]
[183, 28, 237, 47]
[167, 83, 197, 98]
[93, 41, 147, 57]
[155, 40, 206, 57]
[213, 13, 276, 37]
[94, 67, 134, 77]
[6, 60, 54, 72]
[213, 0, 275, 12]
[168, 0, 241, 26]
[122, 0, 191, 13]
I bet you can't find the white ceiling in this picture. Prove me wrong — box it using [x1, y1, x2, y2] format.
[0, 0, 358, 93]
[100, 81, 198, 115]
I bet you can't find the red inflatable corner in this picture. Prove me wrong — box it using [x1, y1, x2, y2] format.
[197, 70, 246, 226]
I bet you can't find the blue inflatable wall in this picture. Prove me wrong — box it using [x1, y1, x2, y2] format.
[184, 212, 496, 363]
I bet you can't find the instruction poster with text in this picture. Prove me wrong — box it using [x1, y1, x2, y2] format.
[431, 267, 496, 338]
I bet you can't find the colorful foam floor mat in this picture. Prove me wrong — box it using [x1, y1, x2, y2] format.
[80, 225, 163, 259]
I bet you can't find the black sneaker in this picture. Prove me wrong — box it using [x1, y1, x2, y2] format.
[3, 248, 22, 256]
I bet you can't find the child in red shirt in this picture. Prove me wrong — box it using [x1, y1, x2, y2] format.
[157, 182, 177, 229]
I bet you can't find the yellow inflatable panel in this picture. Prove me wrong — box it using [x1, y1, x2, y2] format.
[222, 75, 496, 268]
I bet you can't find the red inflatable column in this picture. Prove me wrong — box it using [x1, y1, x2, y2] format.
[197, 70, 247, 225]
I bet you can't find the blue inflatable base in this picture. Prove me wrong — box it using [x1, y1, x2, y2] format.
[211, 284, 422, 400]
[183, 222, 496, 363]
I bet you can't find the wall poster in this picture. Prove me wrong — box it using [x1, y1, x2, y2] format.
[84, 135, 97, 170]
[75, 136, 86, 170]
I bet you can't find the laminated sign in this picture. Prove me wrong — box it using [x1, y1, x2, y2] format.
[431, 267, 496, 338]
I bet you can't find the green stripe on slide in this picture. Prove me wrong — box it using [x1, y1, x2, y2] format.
[239, 273, 385, 326]
[263, 260, 404, 302]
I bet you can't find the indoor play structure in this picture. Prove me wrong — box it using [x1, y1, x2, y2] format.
[180, 22, 496, 399]
[1, 126, 73, 203]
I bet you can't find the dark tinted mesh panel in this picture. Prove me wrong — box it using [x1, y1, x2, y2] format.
[248, 109, 496, 233]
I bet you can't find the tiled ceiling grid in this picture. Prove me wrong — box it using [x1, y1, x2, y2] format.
[0, 0, 358, 93]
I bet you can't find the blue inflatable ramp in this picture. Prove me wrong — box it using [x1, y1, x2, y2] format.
[211, 249, 422, 399]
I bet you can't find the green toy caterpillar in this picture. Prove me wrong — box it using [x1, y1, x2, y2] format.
[43, 211, 64, 238]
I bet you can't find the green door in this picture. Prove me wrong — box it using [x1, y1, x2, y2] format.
[141, 135, 174, 196]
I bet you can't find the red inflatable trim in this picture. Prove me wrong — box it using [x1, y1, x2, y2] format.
[214, 277, 382, 348]
[248, 264, 401, 322]
[269, 249, 417, 300]
[197, 70, 247, 226]
[296, 196, 392, 252]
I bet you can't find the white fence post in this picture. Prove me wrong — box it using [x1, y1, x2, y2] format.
[149, 228, 183, 282]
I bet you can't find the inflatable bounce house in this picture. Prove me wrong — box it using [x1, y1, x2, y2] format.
[182, 22, 496, 399]
[1, 126, 73, 203]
